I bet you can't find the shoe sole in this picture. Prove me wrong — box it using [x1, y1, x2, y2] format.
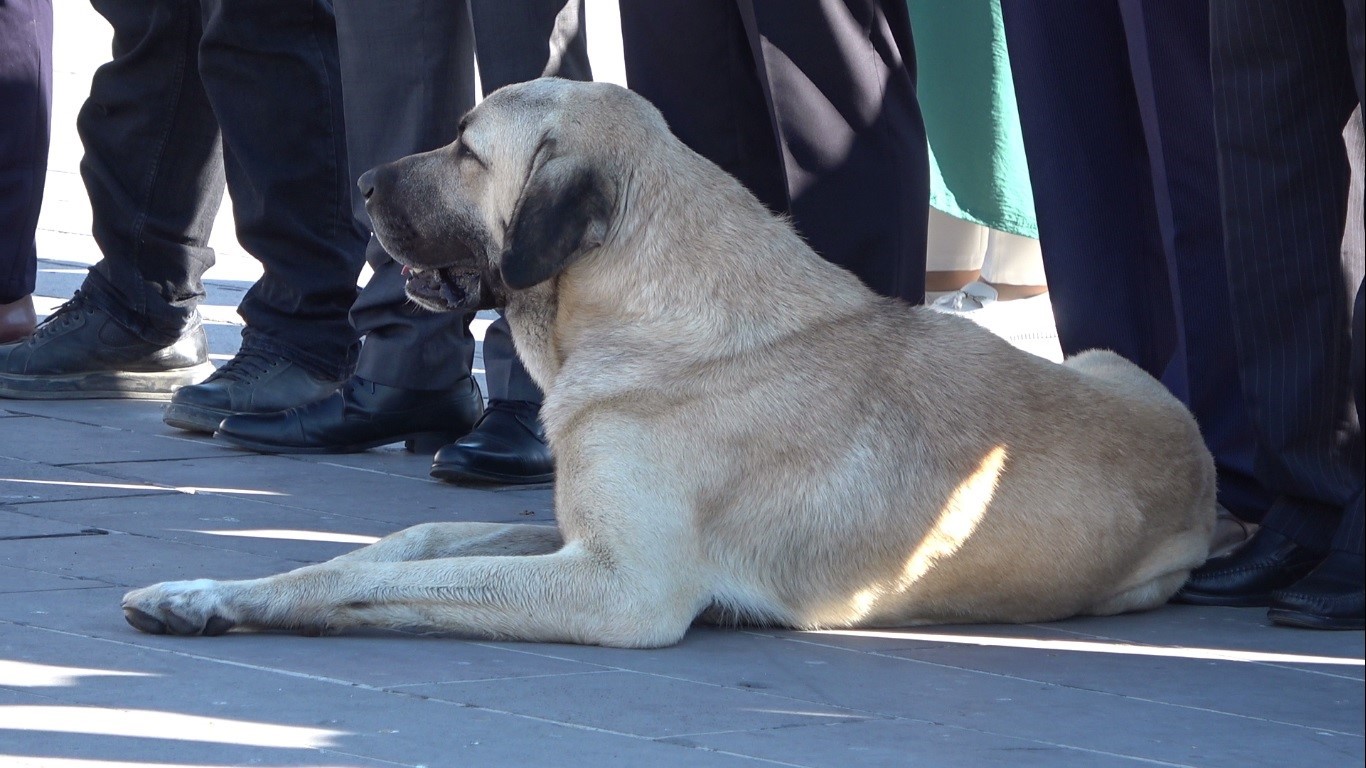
[1267, 608, 1366, 631]
[1170, 590, 1272, 608]
[430, 462, 555, 486]
[0, 363, 215, 401]
[163, 403, 232, 434]
[214, 430, 464, 455]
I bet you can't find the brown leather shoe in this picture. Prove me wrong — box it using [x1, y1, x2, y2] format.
[0, 295, 37, 344]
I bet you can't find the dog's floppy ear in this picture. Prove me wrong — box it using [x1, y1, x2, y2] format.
[501, 138, 615, 290]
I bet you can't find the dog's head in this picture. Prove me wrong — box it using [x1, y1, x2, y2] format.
[360, 78, 653, 312]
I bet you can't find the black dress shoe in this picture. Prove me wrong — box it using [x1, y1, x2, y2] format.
[1268, 551, 1365, 630]
[0, 291, 213, 400]
[214, 375, 483, 454]
[163, 350, 344, 434]
[1173, 528, 1323, 607]
[430, 399, 553, 484]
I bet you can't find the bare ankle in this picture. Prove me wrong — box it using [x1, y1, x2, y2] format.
[985, 283, 1048, 301]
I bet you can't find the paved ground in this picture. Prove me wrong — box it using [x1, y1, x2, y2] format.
[2, 6, 1363, 767]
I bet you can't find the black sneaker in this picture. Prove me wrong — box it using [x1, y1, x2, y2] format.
[163, 350, 344, 434]
[0, 292, 214, 400]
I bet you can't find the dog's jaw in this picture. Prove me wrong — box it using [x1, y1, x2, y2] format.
[403, 266, 487, 312]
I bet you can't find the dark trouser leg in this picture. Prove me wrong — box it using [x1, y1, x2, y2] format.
[1211, 0, 1363, 552]
[470, 0, 592, 405]
[336, 0, 478, 390]
[417, 1, 591, 479]
[619, 0, 927, 303]
[1002, 0, 1269, 522]
[1335, 0, 1364, 555]
[620, 0, 788, 215]
[341, 0, 589, 397]
[0, 0, 51, 305]
[1001, 2, 1172, 365]
[471, 0, 591, 89]
[1346, 279, 1365, 554]
[747, 0, 928, 303]
[78, 0, 225, 344]
[483, 317, 543, 402]
[197, 0, 367, 380]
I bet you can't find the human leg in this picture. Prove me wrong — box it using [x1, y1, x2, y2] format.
[164, 0, 371, 431]
[1179, 0, 1362, 625]
[215, 0, 485, 454]
[924, 209, 985, 299]
[0, 0, 217, 399]
[0, 0, 51, 343]
[619, 0, 927, 302]
[428, 0, 594, 484]
[1002, 0, 1269, 522]
[940, 230, 1061, 362]
[747, 0, 928, 303]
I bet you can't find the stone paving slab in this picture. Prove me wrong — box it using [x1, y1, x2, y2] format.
[62, 455, 556, 527]
[502, 624, 1364, 766]
[0, 565, 106, 595]
[687, 718, 1144, 768]
[0, 415, 228, 466]
[2, 530, 310, 590]
[6, 494, 392, 565]
[4, 399, 194, 436]
[0, 612, 777, 767]
[0, 457, 175, 507]
[883, 643, 1362, 733]
[0, 511, 93, 540]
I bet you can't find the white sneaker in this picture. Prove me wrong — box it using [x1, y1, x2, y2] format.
[930, 281, 1064, 362]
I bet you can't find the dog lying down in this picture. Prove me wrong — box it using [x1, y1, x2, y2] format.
[122, 78, 1216, 647]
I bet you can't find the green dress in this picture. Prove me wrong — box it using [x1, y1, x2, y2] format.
[907, 0, 1037, 239]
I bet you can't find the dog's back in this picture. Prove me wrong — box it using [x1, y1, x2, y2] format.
[679, 298, 1217, 630]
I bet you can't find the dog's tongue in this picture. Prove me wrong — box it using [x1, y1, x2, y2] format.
[401, 265, 412, 277]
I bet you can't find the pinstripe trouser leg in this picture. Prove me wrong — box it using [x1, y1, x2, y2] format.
[1211, 0, 1365, 555]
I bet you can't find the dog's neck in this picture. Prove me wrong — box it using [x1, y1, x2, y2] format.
[501, 282, 562, 393]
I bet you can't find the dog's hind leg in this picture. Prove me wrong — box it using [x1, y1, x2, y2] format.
[1085, 530, 1209, 616]
[121, 543, 700, 647]
[329, 522, 564, 563]
[1086, 568, 1192, 616]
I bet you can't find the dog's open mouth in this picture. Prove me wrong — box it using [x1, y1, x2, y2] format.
[403, 265, 483, 312]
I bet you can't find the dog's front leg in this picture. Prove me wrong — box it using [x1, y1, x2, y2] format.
[120, 522, 563, 636]
[121, 544, 701, 647]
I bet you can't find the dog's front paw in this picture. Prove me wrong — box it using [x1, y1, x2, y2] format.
[122, 579, 237, 636]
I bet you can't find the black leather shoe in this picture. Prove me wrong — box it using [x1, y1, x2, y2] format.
[430, 399, 553, 484]
[1268, 551, 1365, 630]
[0, 291, 213, 400]
[214, 375, 483, 454]
[163, 350, 344, 434]
[1173, 528, 1323, 607]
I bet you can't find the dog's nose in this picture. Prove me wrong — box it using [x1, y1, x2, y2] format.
[358, 169, 377, 200]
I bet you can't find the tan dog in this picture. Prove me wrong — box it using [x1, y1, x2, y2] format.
[122, 78, 1216, 647]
